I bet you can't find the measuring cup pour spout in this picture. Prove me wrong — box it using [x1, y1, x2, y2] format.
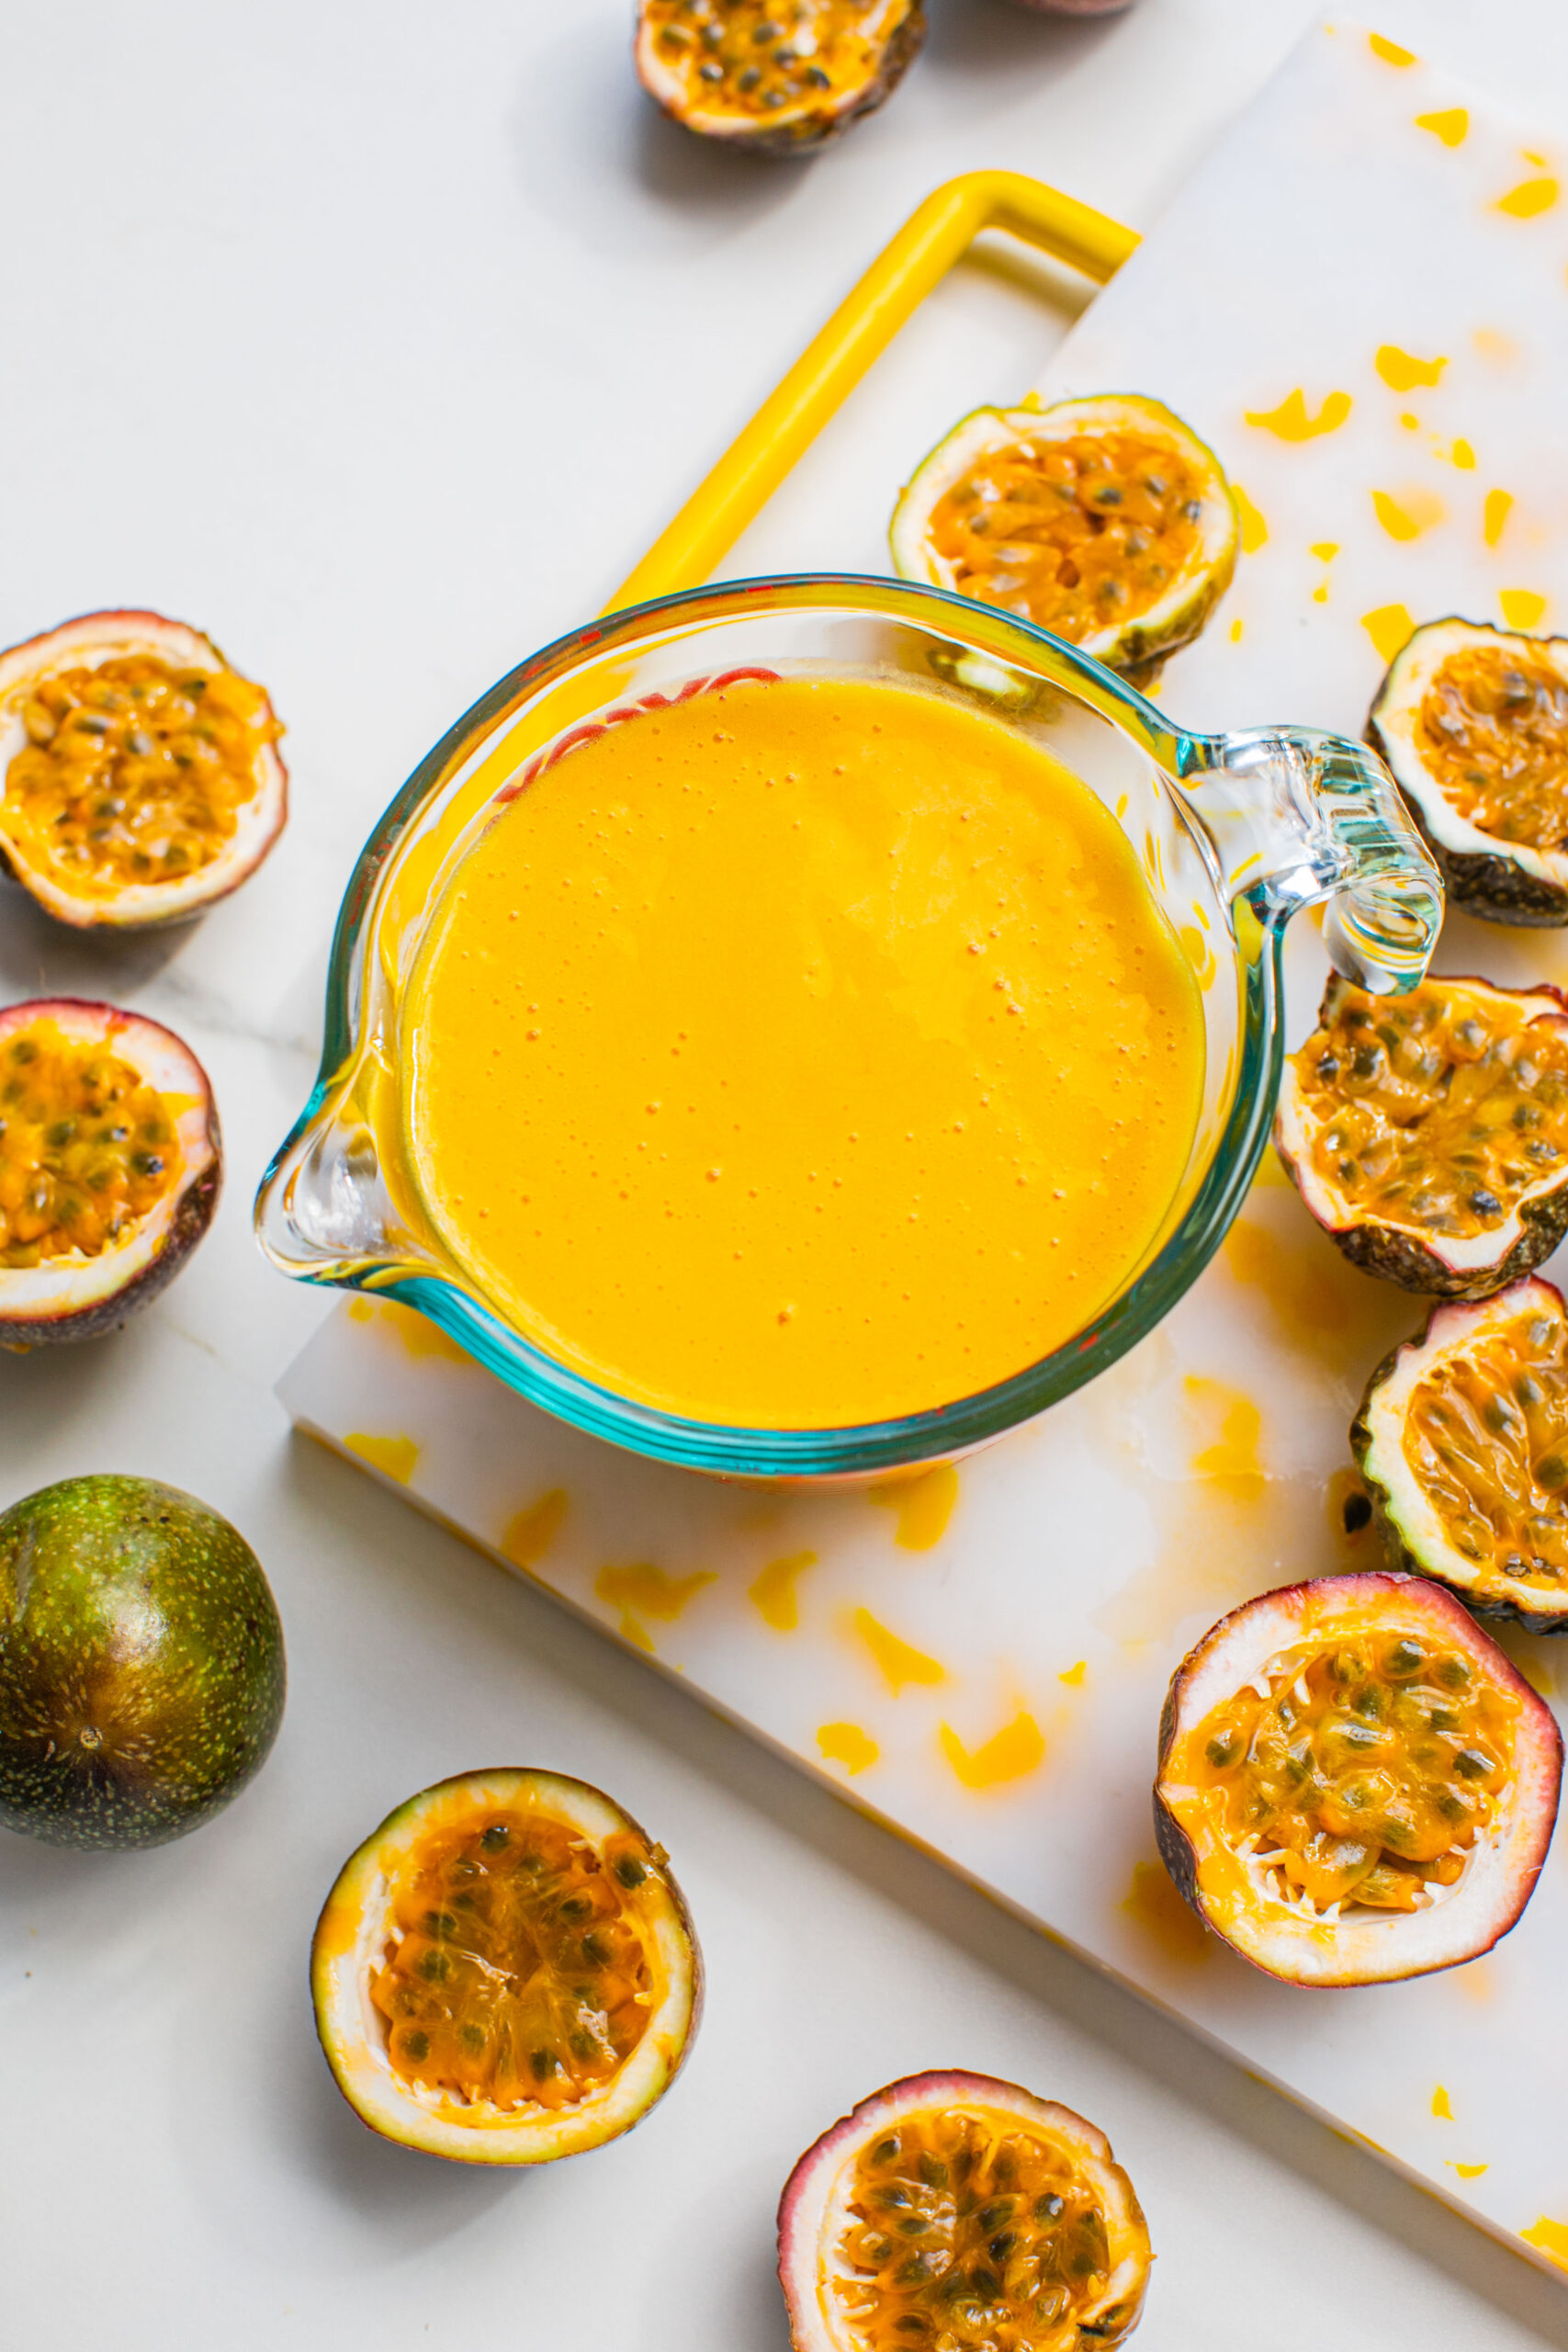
[1173, 724, 1444, 996]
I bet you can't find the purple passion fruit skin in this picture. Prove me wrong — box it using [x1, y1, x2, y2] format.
[1274, 972, 1568, 1299]
[0, 608, 287, 931]
[0, 999, 220, 1346]
[311, 1769, 703, 2166]
[1368, 617, 1568, 928]
[1354, 1275, 1568, 1635]
[0, 1476, 285, 1850]
[1154, 1571, 1562, 1987]
[635, 0, 925, 156]
[778, 2071, 1151, 2352]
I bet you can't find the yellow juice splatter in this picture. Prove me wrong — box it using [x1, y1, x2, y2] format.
[1187, 1377, 1264, 1500]
[1245, 389, 1352, 441]
[1375, 345, 1447, 391]
[871, 1463, 959, 1552]
[1449, 2162, 1489, 2179]
[1432, 2084, 1454, 2120]
[1310, 542, 1339, 561]
[818, 1721, 879, 1774]
[1059, 1659, 1088, 1687]
[596, 1561, 715, 1650]
[1483, 488, 1514, 548]
[1415, 107, 1468, 146]
[852, 1607, 946, 1694]
[1228, 617, 1244, 643]
[1501, 589, 1548, 630]
[500, 1487, 568, 1570]
[1368, 32, 1415, 65]
[344, 1432, 419, 1484]
[1232, 484, 1268, 551]
[749, 1548, 817, 1632]
[1524, 2217, 1568, 2269]
[939, 1710, 1045, 1791]
[1361, 604, 1416, 662]
[1497, 177, 1558, 219]
[1371, 486, 1444, 541]
[1450, 438, 1476, 469]
[1122, 1860, 1211, 1963]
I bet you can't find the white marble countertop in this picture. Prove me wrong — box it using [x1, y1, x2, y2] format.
[6, 1, 1568, 2344]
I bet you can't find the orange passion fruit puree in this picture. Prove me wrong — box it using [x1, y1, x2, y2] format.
[647, 0, 905, 119]
[1189, 1634, 1517, 1915]
[926, 432, 1204, 639]
[1418, 644, 1568, 847]
[370, 1811, 660, 2110]
[839, 2109, 1117, 2348]
[0, 1020, 181, 1268]
[404, 676, 1205, 1428]
[4, 655, 278, 893]
[1405, 1297, 1568, 1589]
[1294, 980, 1568, 1240]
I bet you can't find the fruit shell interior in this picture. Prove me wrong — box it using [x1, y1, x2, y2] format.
[635, 0, 925, 154]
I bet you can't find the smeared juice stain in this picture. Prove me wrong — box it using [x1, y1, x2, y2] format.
[1059, 1659, 1088, 1687]
[344, 1432, 419, 1484]
[1523, 2216, 1568, 2269]
[1451, 438, 1476, 469]
[818, 1721, 879, 1774]
[940, 1709, 1044, 1791]
[1122, 1860, 1211, 1963]
[1233, 485, 1268, 552]
[1229, 618, 1245, 643]
[1523, 150, 1549, 168]
[1178, 924, 1216, 989]
[1245, 389, 1352, 441]
[1432, 2084, 1454, 2120]
[1224, 1210, 1400, 1373]
[1455, 1957, 1496, 2004]
[500, 1487, 568, 1570]
[852, 1606, 947, 1694]
[370, 1298, 470, 1363]
[1186, 1377, 1264, 1500]
[1362, 603, 1416, 662]
[1501, 589, 1548, 629]
[1497, 177, 1559, 219]
[1247, 1148, 1290, 1189]
[749, 1548, 818, 1632]
[1483, 488, 1514, 547]
[871, 1463, 959, 1552]
[1416, 107, 1468, 146]
[1368, 32, 1415, 65]
[1371, 486, 1445, 541]
[595, 1561, 716, 1652]
[1495, 1624, 1556, 1696]
[1376, 345, 1447, 391]
[1449, 2162, 1489, 2179]
[1473, 328, 1518, 365]
[347, 1296, 372, 1323]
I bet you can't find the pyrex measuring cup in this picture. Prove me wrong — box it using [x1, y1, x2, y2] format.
[255, 574, 1441, 1478]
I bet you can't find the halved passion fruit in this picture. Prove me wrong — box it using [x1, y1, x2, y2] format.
[635, 0, 924, 154]
[889, 394, 1238, 677]
[1275, 972, 1568, 1298]
[0, 610, 286, 928]
[311, 1768, 702, 2165]
[0, 999, 220, 1345]
[1154, 1572, 1562, 1985]
[1368, 618, 1568, 926]
[778, 2072, 1151, 2351]
[1354, 1274, 1568, 1634]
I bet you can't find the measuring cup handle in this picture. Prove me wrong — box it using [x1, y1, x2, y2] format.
[1174, 724, 1443, 995]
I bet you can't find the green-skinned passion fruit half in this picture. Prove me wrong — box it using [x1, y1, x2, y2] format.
[1274, 972, 1568, 1298]
[889, 393, 1238, 678]
[0, 609, 286, 929]
[636, 0, 925, 154]
[1154, 1572, 1561, 1985]
[311, 1769, 702, 2165]
[0, 1476, 285, 1849]
[777, 2072, 1151, 2352]
[0, 998, 220, 1345]
[1354, 1273, 1568, 1634]
[1368, 618, 1568, 926]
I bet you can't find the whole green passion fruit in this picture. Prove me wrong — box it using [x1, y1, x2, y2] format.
[0, 1476, 285, 1849]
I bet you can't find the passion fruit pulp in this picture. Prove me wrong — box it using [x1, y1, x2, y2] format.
[0, 999, 220, 1345]
[1154, 1572, 1561, 1985]
[311, 1769, 702, 2165]
[636, 0, 925, 154]
[778, 2073, 1151, 2351]
[0, 1476, 285, 1849]
[1355, 1274, 1568, 1634]
[1368, 618, 1568, 926]
[1274, 971, 1568, 1298]
[0, 610, 286, 928]
[888, 393, 1238, 677]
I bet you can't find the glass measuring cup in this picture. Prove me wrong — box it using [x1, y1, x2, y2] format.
[255, 574, 1440, 1479]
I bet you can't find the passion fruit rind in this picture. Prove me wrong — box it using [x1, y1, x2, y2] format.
[0, 608, 288, 930]
[0, 998, 221, 1345]
[1354, 1276, 1568, 1634]
[635, 1, 925, 157]
[1154, 1571, 1562, 1986]
[1368, 618, 1568, 928]
[1274, 972, 1568, 1300]
[778, 2070, 1151, 2352]
[311, 1767, 703, 2166]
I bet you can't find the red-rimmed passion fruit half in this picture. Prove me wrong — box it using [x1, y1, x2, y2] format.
[0, 609, 286, 928]
[889, 394, 1238, 678]
[0, 999, 220, 1345]
[636, 0, 925, 155]
[1368, 618, 1568, 926]
[1154, 1572, 1561, 1986]
[1355, 1274, 1568, 1634]
[311, 1769, 702, 2165]
[1275, 972, 1568, 1298]
[778, 2073, 1151, 2351]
